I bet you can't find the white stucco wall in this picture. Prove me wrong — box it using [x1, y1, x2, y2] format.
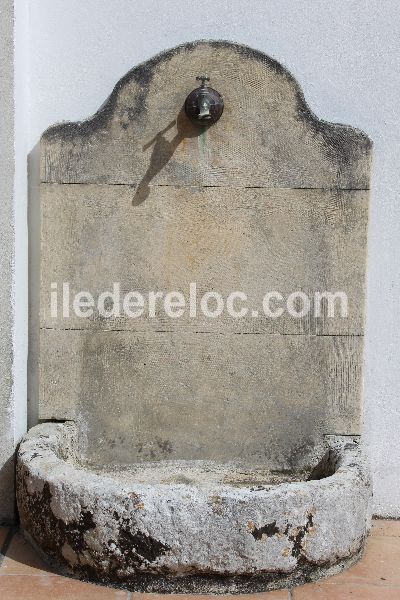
[0, 0, 17, 523]
[0, 0, 27, 523]
[7, 0, 399, 517]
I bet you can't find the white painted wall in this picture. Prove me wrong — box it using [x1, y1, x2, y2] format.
[0, 0, 17, 523]
[0, 0, 28, 523]
[15, 0, 400, 515]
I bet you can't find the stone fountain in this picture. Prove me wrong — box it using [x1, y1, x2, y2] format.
[17, 41, 372, 593]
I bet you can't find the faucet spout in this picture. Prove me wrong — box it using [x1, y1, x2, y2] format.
[196, 75, 212, 120]
[198, 96, 212, 120]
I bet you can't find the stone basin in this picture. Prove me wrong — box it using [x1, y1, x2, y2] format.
[17, 422, 371, 593]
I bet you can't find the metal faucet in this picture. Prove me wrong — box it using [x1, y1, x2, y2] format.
[184, 75, 224, 126]
[196, 75, 212, 120]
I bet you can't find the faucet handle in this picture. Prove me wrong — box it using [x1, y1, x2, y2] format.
[196, 74, 210, 87]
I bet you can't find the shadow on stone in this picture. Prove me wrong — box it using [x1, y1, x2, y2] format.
[132, 109, 204, 206]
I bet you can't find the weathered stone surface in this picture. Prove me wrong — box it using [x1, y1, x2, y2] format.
[39, 329, 362, 467]
[25, 40, 373, 589]
[40, 41, 371, 189]
[37, 40, 371, 474]
[17, 422, 372, 593]
[40, 184, 368, 336]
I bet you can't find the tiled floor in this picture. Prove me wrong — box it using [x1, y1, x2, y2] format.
[0, 520, 399, 599]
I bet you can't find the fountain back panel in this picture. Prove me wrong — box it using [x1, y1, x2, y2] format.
[18, 41, 372, 592]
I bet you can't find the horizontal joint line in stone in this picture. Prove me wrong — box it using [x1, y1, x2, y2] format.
[40, 181, 370, 191]
[40, 326, 364, 338]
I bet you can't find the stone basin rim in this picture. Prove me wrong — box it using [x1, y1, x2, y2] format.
[18, 421, 364, 492]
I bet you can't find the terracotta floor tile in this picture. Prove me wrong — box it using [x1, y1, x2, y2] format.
[372, 519, 400, 537]
[327, 535, 400, 586]
[230, 592, 289, 599]
[0, 574, 128, 599]
[293, 582, 400, 599]
[1, 532, 55, 575]
[132, 592, 289, 600]
[236, 593, 289, 599]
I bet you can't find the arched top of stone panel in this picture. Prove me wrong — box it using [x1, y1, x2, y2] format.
[41, 40, 371, 189]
